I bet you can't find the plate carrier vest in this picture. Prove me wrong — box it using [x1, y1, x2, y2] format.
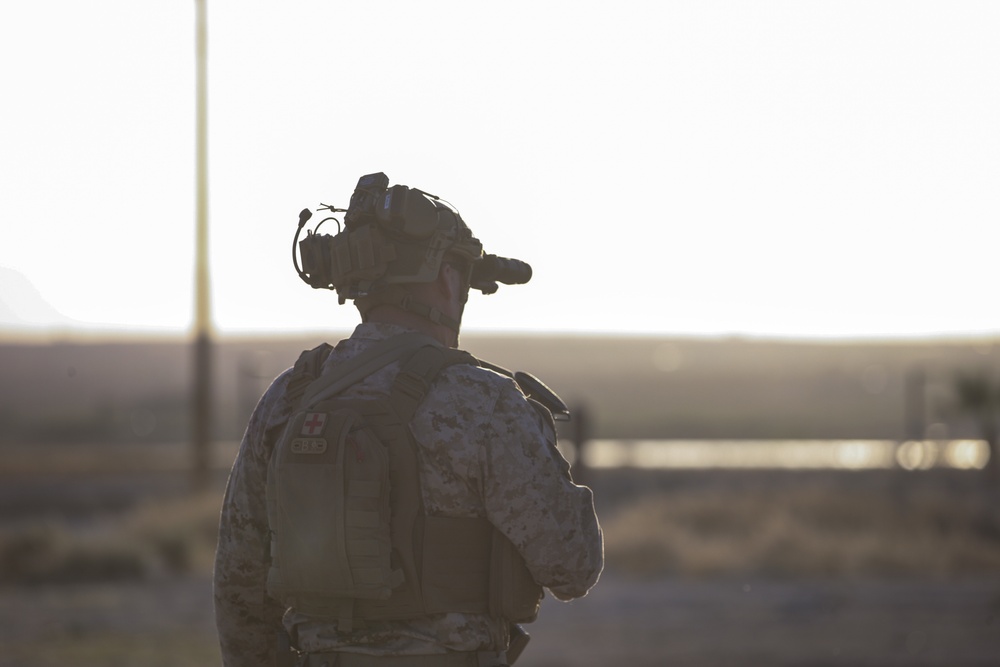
[265, 334, 543, 632]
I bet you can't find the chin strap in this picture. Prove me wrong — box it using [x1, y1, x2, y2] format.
[357, 286, 462, 334]
[396, 294, 462, 333]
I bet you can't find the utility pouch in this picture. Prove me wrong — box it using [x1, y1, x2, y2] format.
[507, 624, 531, 665]
[266, 403, 400, 606]
[489, 530, 543, 623]
[275, 629, 295, 667]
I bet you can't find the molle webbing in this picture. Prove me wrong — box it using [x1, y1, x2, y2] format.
[267, 404, 400, 608]
[348, 344, 489, 621]
[295, 515, 494, 620]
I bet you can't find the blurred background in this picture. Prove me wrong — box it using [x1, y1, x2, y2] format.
[1, 1, 999, 665]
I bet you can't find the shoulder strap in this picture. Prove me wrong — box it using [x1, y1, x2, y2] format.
[284, 342, 334, 409]
[389, 345, 478, 421]
[293, 332, 443, 411]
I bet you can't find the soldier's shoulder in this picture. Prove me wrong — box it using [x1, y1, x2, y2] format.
[429, 357, 520, 407]
[443, 356, 517, 388]
[258, 366, 295, 431]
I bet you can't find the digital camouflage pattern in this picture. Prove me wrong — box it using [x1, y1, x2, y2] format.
[214, 322, 603, 666]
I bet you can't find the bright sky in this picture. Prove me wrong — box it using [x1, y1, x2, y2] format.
[1, 1, 998, 339]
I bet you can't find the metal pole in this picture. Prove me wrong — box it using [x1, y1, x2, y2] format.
[904, 367, 926, 441]
[192, 0, 212, 492]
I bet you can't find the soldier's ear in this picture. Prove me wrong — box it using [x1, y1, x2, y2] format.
[438, 263, 464, 302]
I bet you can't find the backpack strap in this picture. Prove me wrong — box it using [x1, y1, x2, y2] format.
[389, 345, 479, 422]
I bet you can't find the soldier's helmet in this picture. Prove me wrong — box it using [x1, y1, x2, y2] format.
[293, 173, 531, 330]
[296, 172, 482, 305]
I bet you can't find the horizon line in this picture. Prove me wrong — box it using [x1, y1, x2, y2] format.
[1, 324, 998, 346]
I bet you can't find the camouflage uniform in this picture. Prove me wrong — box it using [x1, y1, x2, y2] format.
[214, 322, 603, 666]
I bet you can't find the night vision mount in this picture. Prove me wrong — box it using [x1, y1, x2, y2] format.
[292, 172, 533, 304]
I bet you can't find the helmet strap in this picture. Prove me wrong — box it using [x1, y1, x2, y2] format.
[397, 294, 462, 334]
[357, 286, 462, 335]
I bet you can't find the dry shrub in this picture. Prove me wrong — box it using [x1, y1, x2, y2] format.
[0, 522, 146, 584]
[601, 474, 1000, 579]
[0, 492, 222, 585]
[120, 491, 222, 574]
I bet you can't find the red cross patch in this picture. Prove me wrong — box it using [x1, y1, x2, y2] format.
[301, 412, 327, 436]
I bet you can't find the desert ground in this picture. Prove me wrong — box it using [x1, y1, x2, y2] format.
[1, 444, 999, 667]
[2, 333, 999, 665]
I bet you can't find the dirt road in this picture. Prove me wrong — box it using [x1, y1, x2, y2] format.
[2, 572, 998, 667]
[526, 572, 1000, 666]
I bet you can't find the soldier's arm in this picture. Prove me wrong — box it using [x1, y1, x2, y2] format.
[480, 381, 604, 601]
[214, 375, 290, 666]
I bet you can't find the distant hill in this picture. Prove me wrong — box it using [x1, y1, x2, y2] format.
[0, 333, 997, 444]
[0, 267, 76, 330]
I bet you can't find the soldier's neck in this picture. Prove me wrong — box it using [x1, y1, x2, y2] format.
[364, 306, 458, 348]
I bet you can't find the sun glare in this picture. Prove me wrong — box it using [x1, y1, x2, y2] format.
[582, 439, 990, 470]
